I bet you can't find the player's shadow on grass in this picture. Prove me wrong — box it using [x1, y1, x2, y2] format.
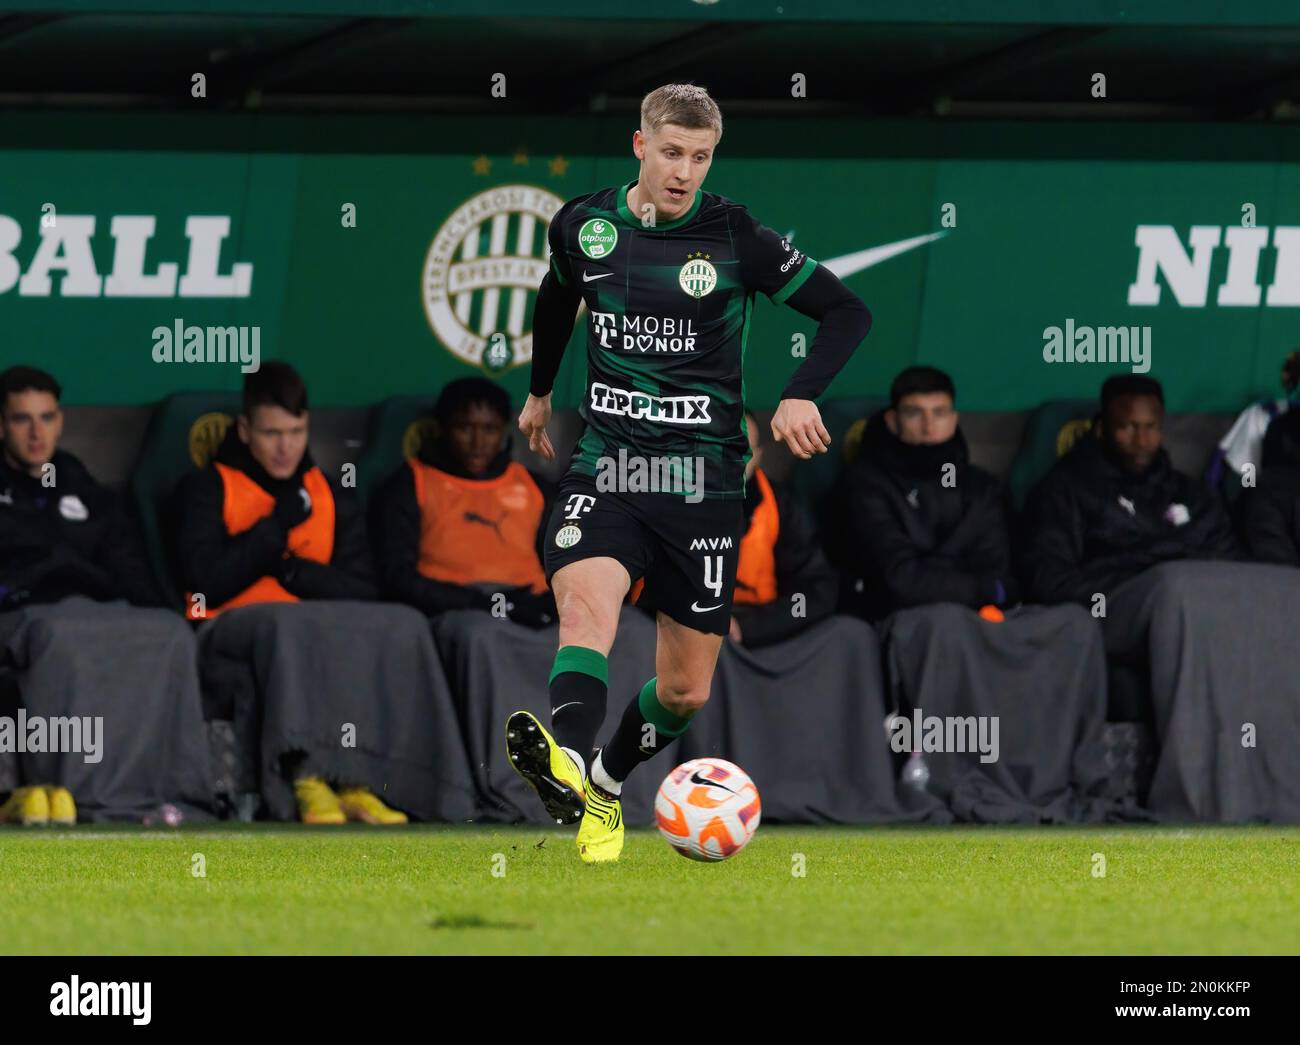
[429, 914, 533, 931]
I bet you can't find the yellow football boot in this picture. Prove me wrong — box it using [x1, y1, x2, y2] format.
[0, 785, 50, 826]
[577, 776, 624, 864]
[294, 776, 346, 825]
[45, 786, 76, 826]
[338, 787, 408, 825]
[505, 710, 586, 825]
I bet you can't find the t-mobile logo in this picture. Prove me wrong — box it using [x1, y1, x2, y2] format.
[592, 310, 616, 349]
[563, 494, 596, 520]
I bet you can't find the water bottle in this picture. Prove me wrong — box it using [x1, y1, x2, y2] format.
[901, 750, 930, 793]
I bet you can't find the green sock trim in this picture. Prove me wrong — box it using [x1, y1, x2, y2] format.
[549, 646, 609, 686]
[638, 677, 690, 737]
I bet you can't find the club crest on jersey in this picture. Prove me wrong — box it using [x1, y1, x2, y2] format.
[679, 251, 717, 299]
[578, 218, 618, 260]
[555, 524, 583, 549]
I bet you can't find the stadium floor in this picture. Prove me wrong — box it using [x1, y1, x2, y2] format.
[1, 825, 1296, 955]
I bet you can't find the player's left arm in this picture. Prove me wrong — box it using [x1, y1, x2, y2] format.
[737, 214, 872, 460]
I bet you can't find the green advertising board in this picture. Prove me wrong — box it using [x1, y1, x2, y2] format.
[2, 114, 1297, 412]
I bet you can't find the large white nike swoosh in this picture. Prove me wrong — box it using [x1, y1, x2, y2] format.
[821, 231, 948, 280]
[690, 601, 724, 613]
[582, 271, 612, 282]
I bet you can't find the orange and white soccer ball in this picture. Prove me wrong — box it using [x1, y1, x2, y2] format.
[655, 758, 761, 861]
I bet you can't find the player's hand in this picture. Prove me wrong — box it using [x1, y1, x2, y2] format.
[771, 398, 831, 460]
[518, 393, 555, 461]
[273, 484, 311, 532]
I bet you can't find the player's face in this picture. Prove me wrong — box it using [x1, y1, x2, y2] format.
[446, 401, 507, 477]
[1102, 394, 1163, 473]
[0, 390, 62, 475]
[888, 393, 958, 446]
[633, 124, 717, 221]
[239, 404, 309, 480]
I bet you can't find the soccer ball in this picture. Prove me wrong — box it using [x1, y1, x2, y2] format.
[655, 758, 761, 861]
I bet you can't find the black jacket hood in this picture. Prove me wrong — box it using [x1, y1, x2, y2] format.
[1058, 430, 1174, 488]
[860, 409, 969, 481]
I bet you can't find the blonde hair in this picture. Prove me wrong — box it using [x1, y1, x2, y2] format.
[640, 84, 723, 143]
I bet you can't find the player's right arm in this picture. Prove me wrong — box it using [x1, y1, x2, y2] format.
[522, 203, 584, 461]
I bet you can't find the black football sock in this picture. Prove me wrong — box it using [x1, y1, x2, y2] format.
[547, 646, 608, 775]
[594, 677, 691, 792]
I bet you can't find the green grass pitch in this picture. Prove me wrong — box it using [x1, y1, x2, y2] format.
[2, 825, 1296, 955]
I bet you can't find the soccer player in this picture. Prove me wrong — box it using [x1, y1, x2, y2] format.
[1020, 377, 1300, 821]
[375, 377, 557, 627]
[506, 84, 872, 861]
[840, 367, 1114, 822]
[0, 365, 210, 824]
[1021, 375, 1239, 604]
[176, 363, 473, 825]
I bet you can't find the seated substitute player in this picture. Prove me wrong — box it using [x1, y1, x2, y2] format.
[1243, 391, 1300, 565]
[375, 377, 557, 627]
[505, 83, 872, 861]
[175, 363, 472, 826]
[1022, 376, 1300, 822]
[836, 367, 1020, 622]
[0, 365, 209, 825]
[1021, 375, 1239, 605]
[839, 366, 1112, 822]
